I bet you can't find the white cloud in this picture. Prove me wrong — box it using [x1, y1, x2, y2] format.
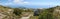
[24, 2, 29, 4]
[13, 0, 22, 3]
[0, 0, 29, 5]
[13, 0, 29, 4]
[10, 0, 28, 4]
[29, 2, 60, 6]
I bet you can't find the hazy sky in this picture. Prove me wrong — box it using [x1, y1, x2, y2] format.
[0, 0, 60, 8]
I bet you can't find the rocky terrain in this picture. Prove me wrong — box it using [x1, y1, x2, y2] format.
[1, 5, 60, 19]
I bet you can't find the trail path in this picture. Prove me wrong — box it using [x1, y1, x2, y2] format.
[20, 14, 32, 19]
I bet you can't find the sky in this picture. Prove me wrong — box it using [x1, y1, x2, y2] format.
[0, 0, 60, 8]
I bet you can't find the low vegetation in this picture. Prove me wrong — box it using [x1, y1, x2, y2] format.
[0, 5, 60, 19]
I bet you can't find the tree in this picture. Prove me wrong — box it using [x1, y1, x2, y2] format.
[13, 8, 22, 16]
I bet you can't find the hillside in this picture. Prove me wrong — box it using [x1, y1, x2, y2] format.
[1, 5, 60, 19]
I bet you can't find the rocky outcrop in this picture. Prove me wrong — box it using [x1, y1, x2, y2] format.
[53, 6, 60, 19]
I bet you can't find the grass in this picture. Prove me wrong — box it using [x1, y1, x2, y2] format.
[30, 16, 39, 19]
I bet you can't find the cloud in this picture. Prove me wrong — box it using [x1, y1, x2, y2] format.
[28, 2, 60, 6]
[13, 0, 29, 4]
[0, 0, 29, 5]
[24, 2, 29, 4]
[13, 0, 23, 4]
[1, 0, 59, 6]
